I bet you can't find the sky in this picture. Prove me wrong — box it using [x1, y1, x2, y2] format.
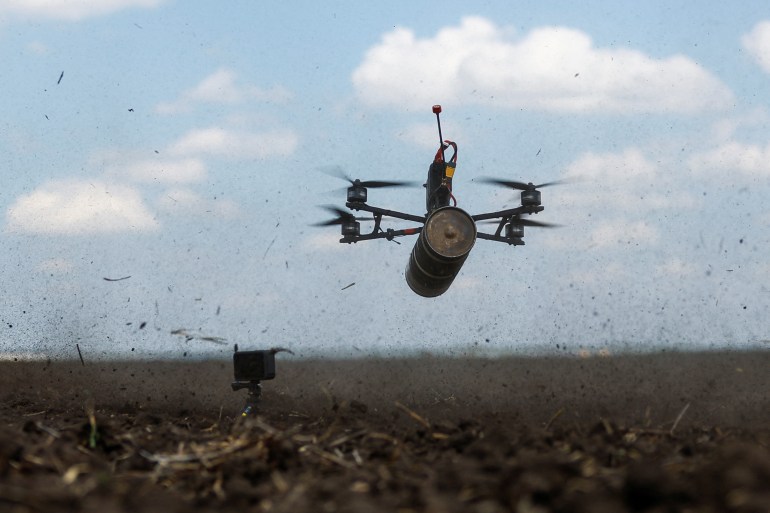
[2, 1, 770, 360]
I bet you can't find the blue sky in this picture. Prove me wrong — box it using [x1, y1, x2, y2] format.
[2, 1, 770, 360]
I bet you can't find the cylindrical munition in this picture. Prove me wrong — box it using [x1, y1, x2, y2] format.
[405, 206, 476, 297]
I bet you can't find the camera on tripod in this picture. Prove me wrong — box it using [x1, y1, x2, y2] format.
[231, 345, 290, 416]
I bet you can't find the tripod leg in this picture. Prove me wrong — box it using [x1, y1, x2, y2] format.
[241, 381, 262, 417]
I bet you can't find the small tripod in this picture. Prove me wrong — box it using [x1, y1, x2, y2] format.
[231, 380, 262, 416]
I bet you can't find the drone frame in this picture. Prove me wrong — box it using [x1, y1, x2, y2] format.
[341, 200, 545, 246]
[318, 105, 556, 296]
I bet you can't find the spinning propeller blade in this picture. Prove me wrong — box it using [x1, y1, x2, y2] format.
[480, 217, 561, 229]
[323, 166, 416, 188]
[476, 177, 565, 190]
[312, 205, 374, 226]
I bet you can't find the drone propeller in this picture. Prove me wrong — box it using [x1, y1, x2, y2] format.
[480, 216, 560, 229]
[323, 166, 415, 189]
[476, 177, 564, 190]
[311, 205, 374, 227]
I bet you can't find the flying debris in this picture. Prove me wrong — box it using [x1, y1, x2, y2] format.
[170, 329, 227, 345]
[103, 276, 131, 282]
[269, 347, 295, 355]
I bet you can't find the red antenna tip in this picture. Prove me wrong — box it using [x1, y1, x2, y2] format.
[432, 105, 442, 114]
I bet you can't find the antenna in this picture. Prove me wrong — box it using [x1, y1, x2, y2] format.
[432, 105, 445, 162]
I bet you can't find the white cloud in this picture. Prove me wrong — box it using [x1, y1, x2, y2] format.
[109, 157, 207, 184]
[707, 110, 769, 144]
[541, 147, 703, 251]
[6, 179, 158, 234]
[37, 257, 74, 273]
[353, 16, 733, 113]
[565, 148, 657, 180]
[656, 258, 697, 277]
[589, 220, 659, 248]
[395, 123, 445, 150]
[542, 147, 696, 251]
[742, 21, 770, 74]
[571, 262, 629, 283]
[0, 0, 163, 21]
[688, 140, 770, 176]
[450, 275, 483, 290]
[395, 122, 466, 150]
[156, 68, 293, 114]
[157, 188, 240, 219]
[560, 148, 692, 210]
[542, 217, 662, 251]
[168, 127, 299, 160]
[302, 232, 346, 252]
[25, 41, 49, 55]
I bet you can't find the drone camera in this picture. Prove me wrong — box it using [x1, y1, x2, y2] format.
[232, 349, 276, 385]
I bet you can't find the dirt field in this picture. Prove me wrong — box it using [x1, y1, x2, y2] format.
[1, 351, 769, 512]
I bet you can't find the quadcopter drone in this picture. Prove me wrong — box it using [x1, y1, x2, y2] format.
[316, 105, 559, 297]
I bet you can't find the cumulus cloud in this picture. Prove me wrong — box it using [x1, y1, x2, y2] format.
[156, 68, 293, 114]
[656, 258, 698, 277]
[168, 127, 299, 160]
[589, 220, 660, 248]
[25, 41, 49, 55]
[544, 217, 661, 251]
[541, 148, 688, 251]
[565, 148, 657, 181]
[707, 109, 770, 143]
[687, 111, 770, 176]
[450, 275, 484, 291]
[37, 258, 75, 273]
[353, 16, 733, 113]
[6, 179, 158, 234]
[688, 140, 770, 176]
[302, 232, 346, 252]
[157, 188, 240, 219]
[108, 157, 208, 184]
[395, 122, 466, 150]
[742, 21, 770, 74]
[559, 148, 694, 210]
[0, 0, 163, 21]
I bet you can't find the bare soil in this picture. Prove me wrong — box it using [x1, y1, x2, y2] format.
[1, 351, 769, 512]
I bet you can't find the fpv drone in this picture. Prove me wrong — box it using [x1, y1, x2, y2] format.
[316, 105, 559, 297]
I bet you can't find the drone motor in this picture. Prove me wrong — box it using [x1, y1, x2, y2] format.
[506, 222, 525, 239]
[341, 218, 360, 237]
[347, 180, 368, 203]
[521, 188, 541, 207]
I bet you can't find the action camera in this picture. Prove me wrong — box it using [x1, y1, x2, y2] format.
[232, 349, 276, 389]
